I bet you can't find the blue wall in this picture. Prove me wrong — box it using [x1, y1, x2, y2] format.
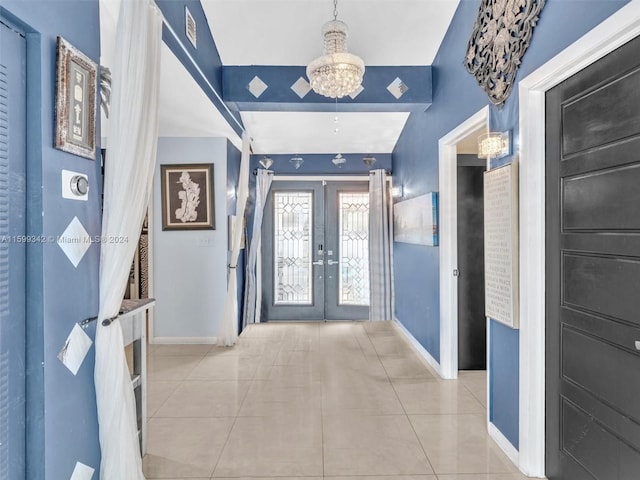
[1, 0, 102, 477]
[392, 0, 629, 449]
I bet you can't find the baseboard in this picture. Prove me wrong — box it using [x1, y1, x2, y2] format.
[488, 422, 520, 469]
[150, 336, 218, 345]
[392, 317, 443, 378]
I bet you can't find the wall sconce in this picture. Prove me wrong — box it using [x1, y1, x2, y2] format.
[259, 156, 273, 169]
[477, 131, 510, 159]
[332, 153, 347, 168]
[391, 185, 404, 198]
[290, 155, 304, 169]
[362, 154, 377, 168]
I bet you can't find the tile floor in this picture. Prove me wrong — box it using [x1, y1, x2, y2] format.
[144, 321, 528, 480]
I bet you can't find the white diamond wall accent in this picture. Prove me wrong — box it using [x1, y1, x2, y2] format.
[247, 75, 268, 98]
[58, 324, 93, 376]
[348, 85, 364, 99]
[69, 461, 95, 480]
[57, 216, 92, 268]
[291, 77, 311, 99]
[387, 77, 409, 99]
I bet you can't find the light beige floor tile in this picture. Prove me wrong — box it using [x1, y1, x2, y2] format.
[147, 355, 203, 381]
[143, 417, 234, 478]
[392, 378, 484, 415]
[380, 355, 437, 380]
[369, 336, 415, 357]
[238, 380, 322, 416]
[322, 377, 404, 415]
[409, 414, 518, 474]
[187, 356, 259, 380]
[458, 370, 488, 408]
[213, 414, 323, 477]
[323, 414, 433, 476]
[150, 344, 213, 357]
[154, 381, 250, 418]
[147, 381, 181, 418]
[326, 476, 436, 480]
[437, 475, 530, 480]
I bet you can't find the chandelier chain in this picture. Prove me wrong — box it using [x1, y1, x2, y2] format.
[333, 0, 338, 20]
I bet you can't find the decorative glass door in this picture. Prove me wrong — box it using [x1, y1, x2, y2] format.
[262, 181, 370, 321]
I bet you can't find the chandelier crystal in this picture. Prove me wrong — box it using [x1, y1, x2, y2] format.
[306, 0, 365, 99]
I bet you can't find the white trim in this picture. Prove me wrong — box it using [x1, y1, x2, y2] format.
[151, 336, 218, 345]
[489, 422, 519, 467]
[486, 316, 491, 431]
[393, 317, 443, 378]
[438, 105, 490, 380]
[517, 2, 640, 477]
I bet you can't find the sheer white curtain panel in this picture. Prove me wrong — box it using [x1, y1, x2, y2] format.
[242, 169, 273, 328]
[218, 134, 251, 346]
[93, 1, 162, 478]
[368, 169, 394, 321]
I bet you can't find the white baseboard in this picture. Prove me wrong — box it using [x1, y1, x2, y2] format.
[393, 317, 443, 378]
[150, 336, 218, 345]
[489, 422, 520, 468]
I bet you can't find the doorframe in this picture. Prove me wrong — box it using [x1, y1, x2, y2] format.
[438, 105, 489, 381]
[517, 2, 640, 477]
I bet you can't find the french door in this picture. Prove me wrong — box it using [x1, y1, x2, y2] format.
[262, 180, 370, 321]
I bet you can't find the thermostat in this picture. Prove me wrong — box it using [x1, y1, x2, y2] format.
[62, 170, 89, 201]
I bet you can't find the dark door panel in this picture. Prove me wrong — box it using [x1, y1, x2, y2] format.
[457, 163, 486, 370]
[546, 33, 640, 480]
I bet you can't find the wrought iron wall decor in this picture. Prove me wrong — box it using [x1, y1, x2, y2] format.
[465, 0, 545, 105]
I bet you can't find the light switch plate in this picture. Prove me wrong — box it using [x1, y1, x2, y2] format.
[62, 170, 89, 201]
[635, 340, 640, 351]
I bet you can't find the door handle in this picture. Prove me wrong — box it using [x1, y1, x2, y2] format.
[312, 260, 324, 266]
[327, 260, 339, 266]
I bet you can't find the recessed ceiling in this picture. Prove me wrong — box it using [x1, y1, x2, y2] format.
[241, 111, 409, 154]
[201, 0, 460, 66]
[158, 45, 242, 148]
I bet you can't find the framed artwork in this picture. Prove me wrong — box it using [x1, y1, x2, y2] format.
[54, 36, 98, 160]
[161, 164, 215, 230]
[393, 192, 438, 246]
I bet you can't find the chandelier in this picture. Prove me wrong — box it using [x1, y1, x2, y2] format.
[306, 0, 365, 99]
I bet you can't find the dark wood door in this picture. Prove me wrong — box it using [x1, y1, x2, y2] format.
[546, 33, 640, 480]
[457, 161, 486, 370]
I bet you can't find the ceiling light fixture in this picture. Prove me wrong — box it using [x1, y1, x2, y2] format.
[259, 156, 273, 169]
[290, 155, 304, 169]
[332, 153, 347, 168]
[306, 0, 365, 99]
[362, 154, 376, 168]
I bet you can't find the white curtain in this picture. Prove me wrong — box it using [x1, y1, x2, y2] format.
[369, 169, 394, 321]
[94, 1, 162, 478]
[218, 134, 251, 346]
[242, 169, 273, 328]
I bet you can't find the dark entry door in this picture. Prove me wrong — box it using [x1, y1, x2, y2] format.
[262, 180, 370, 321]
[546, 33, 640, 480]
[0, 19, 27, 480]
[457, 159, 486, 370]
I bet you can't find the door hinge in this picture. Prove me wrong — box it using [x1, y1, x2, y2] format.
[453, 269, 460, 277]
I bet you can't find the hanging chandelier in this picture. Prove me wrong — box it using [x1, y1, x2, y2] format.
[306, 0, 365, 99]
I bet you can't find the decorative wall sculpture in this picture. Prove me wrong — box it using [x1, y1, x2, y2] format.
[465, 0, 545, 105]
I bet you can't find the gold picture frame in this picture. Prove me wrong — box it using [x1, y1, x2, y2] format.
[161, 163, 215, 230]
[54, 36, 98, 160]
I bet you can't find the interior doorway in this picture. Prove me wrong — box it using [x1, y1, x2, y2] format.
[262, 179, 370, 321]
[438, 106, 489, 379]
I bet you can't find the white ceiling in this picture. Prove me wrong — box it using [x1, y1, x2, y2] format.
[242, 111, 410, 154]
[100, 0, 460, 154]
[201, 0, 460, 66]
